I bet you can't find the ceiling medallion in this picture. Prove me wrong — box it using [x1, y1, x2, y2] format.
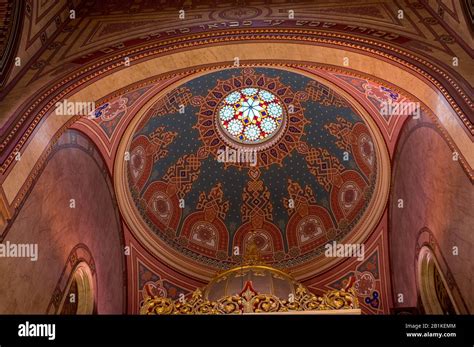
[197, 68, 309, 168]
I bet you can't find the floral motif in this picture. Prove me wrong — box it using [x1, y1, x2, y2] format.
[259, 90, 275, 102]
[227, 119, 244, 135]
[225, 91, 241, 104]
[243, 124, 260, 141]
[219, 105, 234, 121]
[267, 103, 283, 118]
[242, 88, 258, 96]
[260, 118, 277, 133]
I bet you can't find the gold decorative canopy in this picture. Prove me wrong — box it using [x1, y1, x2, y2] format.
[140, 243, 359, 315]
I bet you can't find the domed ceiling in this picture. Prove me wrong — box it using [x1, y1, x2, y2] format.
[124, 67, 385, 275]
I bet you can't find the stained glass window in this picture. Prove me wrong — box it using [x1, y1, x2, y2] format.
[217, 88, 284, 143]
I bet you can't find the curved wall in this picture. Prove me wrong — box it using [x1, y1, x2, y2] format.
[389, 117, 473, 313]
[0, 130, 125, 313]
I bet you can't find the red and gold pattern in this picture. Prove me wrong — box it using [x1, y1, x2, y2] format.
[298, 145, 346, 192]
[180, 184, 229, 260]
[140, 148, 210, 239]
[234, 178, 284, 262]
[162, 149, 209, 200]
[129, 127, 177, 192]
[325, 117, 375, 180]
[296, 139, 371, 227]
[330, 171, 369, 224]
[141, 181, 181, 237]
[284, 180, 336, 255]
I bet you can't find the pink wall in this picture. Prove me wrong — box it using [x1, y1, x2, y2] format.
[389, 119, 473, 313]
[0, 131, 125, 314]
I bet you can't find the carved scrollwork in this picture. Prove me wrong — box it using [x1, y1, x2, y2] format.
[140, 283, 358, 315]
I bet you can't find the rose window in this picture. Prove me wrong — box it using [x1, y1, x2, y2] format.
[217, 88, 284, 144]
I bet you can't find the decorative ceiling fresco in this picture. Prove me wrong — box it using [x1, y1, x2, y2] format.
[0, 0, 472, 322]
[117, 66, 389, 277]
[59, 61, 409, 314]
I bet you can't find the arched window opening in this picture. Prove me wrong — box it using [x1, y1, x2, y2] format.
[59, 262, 95, 315]
[417, 246, 458, 315]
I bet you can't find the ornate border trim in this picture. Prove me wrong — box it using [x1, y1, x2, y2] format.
[1, 28, 472, 174]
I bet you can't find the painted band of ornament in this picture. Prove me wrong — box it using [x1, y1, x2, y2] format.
[2, 28, 471, 173]
[140, 285, 359, 314]
[3, 61, 471, 241]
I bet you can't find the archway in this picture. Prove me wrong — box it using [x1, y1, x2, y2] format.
[417, 246, 458, 315]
